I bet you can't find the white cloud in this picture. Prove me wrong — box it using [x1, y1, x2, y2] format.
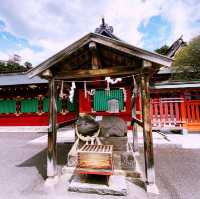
[159, 0, 200, 44]
[0, 51, 8, 60]
[0, 0, 199, 65]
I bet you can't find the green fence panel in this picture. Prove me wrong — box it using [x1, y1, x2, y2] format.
[0, 99, 16, 113]
[67, 100, 75, 112]
[42, 97, 62, 112]
[93, 89, 124, 111]
[21, 98, 38, 113]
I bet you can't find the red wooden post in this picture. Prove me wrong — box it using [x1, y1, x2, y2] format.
[169, 102, 174, 126]
[180, 96, 187, 128]
[159, 101, 164, 127]
[195, 101, 200, 121]
[154, 101, 159, 126]
[164, 102, 168, 126]
[191, 103, 195, 122]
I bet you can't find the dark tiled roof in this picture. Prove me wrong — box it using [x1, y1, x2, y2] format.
[0, 72, 47, 86]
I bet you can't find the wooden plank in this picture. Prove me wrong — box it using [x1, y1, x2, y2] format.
[140, 72, 155, 185]
[55, 67, 139, 80]
[47, 78, 57, 177]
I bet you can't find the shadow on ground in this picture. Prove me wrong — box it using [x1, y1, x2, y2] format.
[17, 143, 72, 179]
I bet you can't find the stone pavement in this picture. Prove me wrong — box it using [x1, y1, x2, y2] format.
[0, 130, 200, 199]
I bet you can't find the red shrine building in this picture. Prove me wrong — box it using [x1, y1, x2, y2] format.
[0, 20, 200, 133]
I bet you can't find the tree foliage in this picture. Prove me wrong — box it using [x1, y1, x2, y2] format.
[0, 61, 30, 73]
[172, 35, 200, 80]
[155, 45, 169, 55]
[24, 61, 32, 69]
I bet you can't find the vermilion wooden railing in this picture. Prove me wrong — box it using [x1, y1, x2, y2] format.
[151, 98, 200, 131]
[151, 98, 183, 128]
[184, 100, 200, 131]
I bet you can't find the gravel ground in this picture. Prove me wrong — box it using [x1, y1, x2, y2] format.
[0, 131, 200, 199]
[149, 146, 200, 199]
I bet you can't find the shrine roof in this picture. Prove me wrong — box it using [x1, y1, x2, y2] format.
[28, 32, 173, 78]
[151, 80, 200, 89]
[0, 72, 47, 86]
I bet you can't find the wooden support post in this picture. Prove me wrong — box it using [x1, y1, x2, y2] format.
[131, 96, 139, 153]
[140, 72, 155, 186]
[131, 77, 140, 153]
[89, 42, 101, 69]
[132, 121, 139, 153]
[47, 77, 57, 177]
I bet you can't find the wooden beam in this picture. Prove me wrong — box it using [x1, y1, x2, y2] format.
[28, 33, 93, 78]
[140, 72, 155, 186]
[28, 33, 172, 78]
[132, 117, 143, 127]
[55, 66, 139, 80]
[89, 42, 101, 69]
[90, 35, 173, 67]
[47, 78, 57, 177]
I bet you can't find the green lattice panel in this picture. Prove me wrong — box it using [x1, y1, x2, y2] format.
[93, 89, 124, 111]
[67, 100, 75, 112]
[42, 97, 62, 112]
[0, 99, 16, 113]
[21, 98, 38, 113]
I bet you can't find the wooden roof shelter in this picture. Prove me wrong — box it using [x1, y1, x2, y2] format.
[28, 20, 172, 190]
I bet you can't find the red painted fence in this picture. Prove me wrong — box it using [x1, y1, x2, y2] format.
[184, 100, 200, 131]
[151, 98, 200, 132]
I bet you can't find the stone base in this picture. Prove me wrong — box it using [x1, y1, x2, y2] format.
[68, 174, 127, 196]
[99, 136, 128, 151]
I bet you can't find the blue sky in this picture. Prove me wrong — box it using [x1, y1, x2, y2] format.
[0, 0, 200, 65]
[138, 16, 172, 50]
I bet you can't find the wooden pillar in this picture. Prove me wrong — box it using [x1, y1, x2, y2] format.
[131, 78, 139, 153]
[47, 77, 57, 177]
[140, 71, 155, 185]
[132, 115, 139, 152]
[89, 42, 101, 69]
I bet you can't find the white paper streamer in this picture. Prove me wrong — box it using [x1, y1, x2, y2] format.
[69, 81, 76, 102]
[105, 77, 122, 84]
[59, 80, 64, 98]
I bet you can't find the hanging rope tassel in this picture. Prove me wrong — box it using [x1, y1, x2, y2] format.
[84, 81, 87, 98]
[59, 80, 64, 98]
[105, 77, 110, 95]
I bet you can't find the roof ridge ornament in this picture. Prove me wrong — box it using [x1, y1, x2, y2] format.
[95, 17, 114, 35]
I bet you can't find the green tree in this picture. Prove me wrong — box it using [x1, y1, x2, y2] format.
[0, 61, 31, 73]
[24, 61, 32, 69]
[155, 45, 169, 55]
[172, 35, 200, 80]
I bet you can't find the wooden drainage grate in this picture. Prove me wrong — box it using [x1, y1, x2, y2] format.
[80, 144, 113, 153]
[77, 144, 113, 176]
